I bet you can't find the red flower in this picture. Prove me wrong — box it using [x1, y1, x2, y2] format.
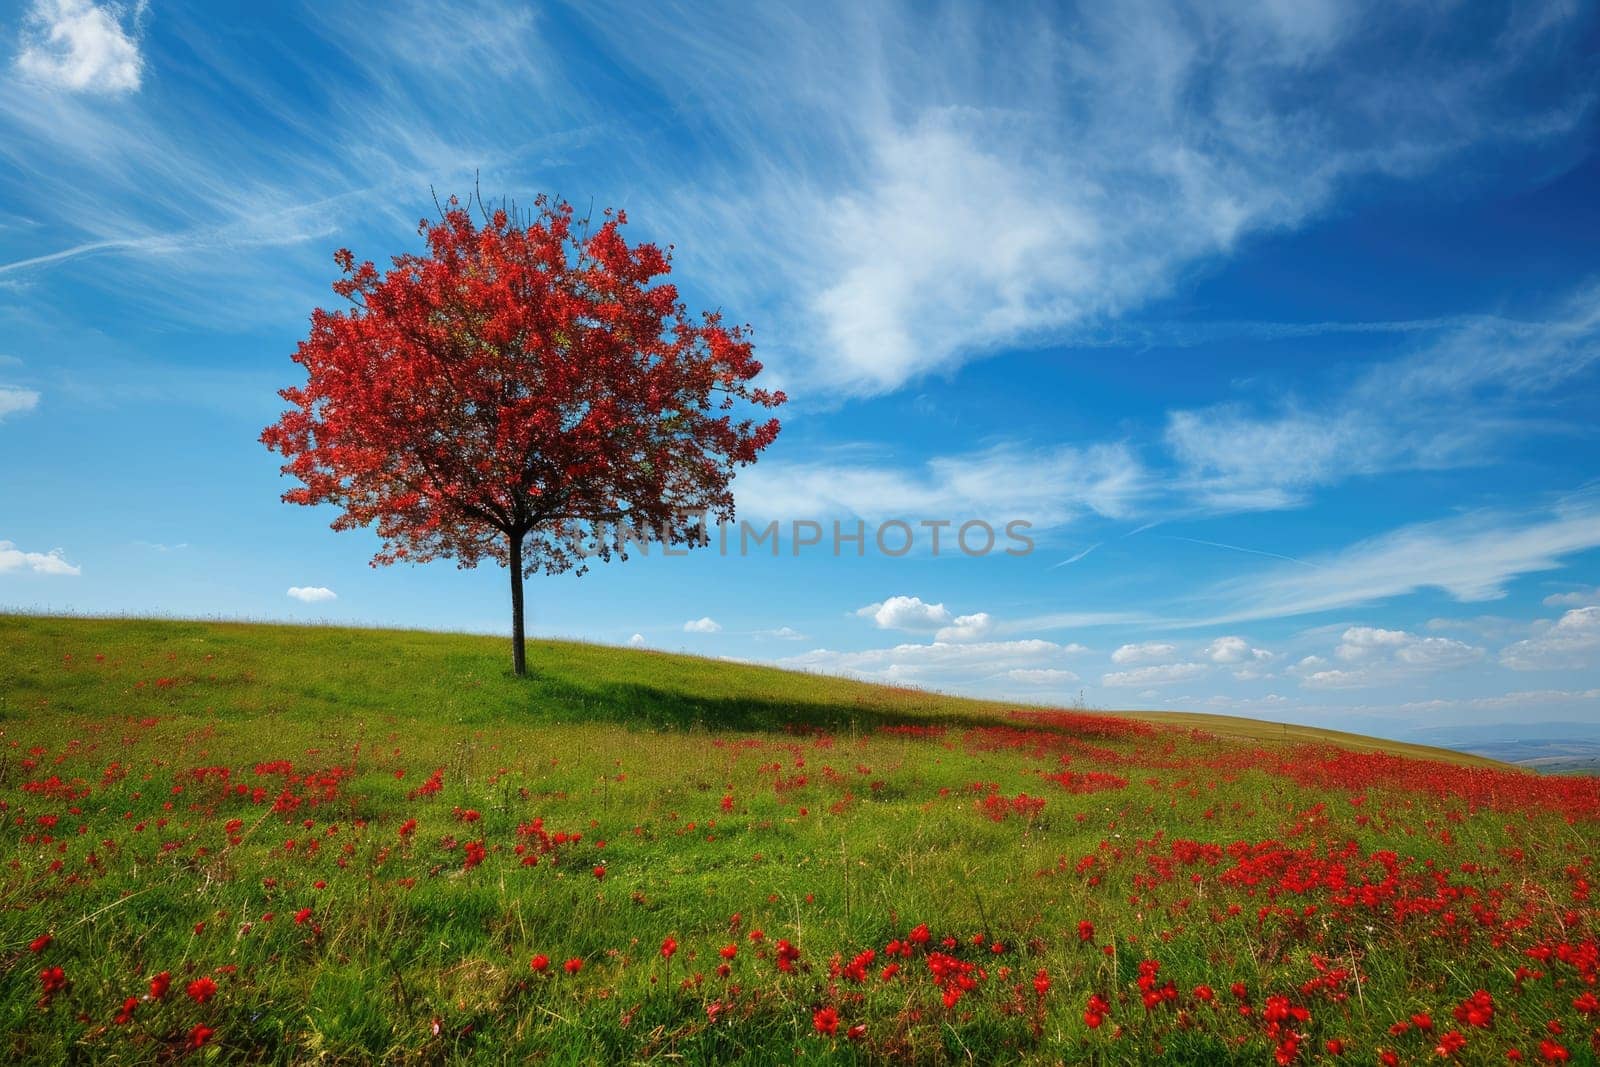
[1033, 969, 1051, 997]
[592, 865, 606, 880]
[462, 840, 486, 870]
[1436, 1030, 1468, 1058]
[813, 1005, 839, 1036]
[189, 1024, 215, 1049]
[1077, 920, 1095, 943]
[776, 939, 801, 972]
[186, 976, 218, 1004]
[719, 944, 738, 960]
[149, 971, 171, 999]
[1325, 1039, 1345, 1056]
[563, 958, 583, 974]
[530, 954, 550, 973]
[398, 818, 417, 837]
[114, 996, 138, 1024]
[295, 907, 313, 925]
[1538, 1039, 1570, 1063]
[29, 933, 52, 953]
[660, 937, 678, 960]
[39, 966, 67, 996]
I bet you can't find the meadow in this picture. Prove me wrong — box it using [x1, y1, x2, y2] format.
[1, 614, 1596, 1064]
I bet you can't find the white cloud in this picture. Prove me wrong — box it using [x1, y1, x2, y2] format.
[286, 586, 336, 603]
[683, 616, 722, 634]
[0, 539, 80, 575]
[1110, 641, 1176, 666]
[1006, 668, 1080, 685]
[1290, 626, 1483, 688]
[1101, 662, 1209, 688]
[935, 612, 992, 643]
[1500, 607, 1600, 672]
[781, 638, 1077, 688]
[1197, 495, 1600, 625]
[596, 2, 1590, 397]
[1165, 285, 1600, 511]
[736, 441, 1145, 530]
[856, 595, 951, 632]
[1204, 635, 1271, 665]
[0, 386, 40, 420]
[628, 633, 646, 647]
[755, 626, 806, 641]
[15, 0, 145, 95]
[1544, 587, 1600, 608]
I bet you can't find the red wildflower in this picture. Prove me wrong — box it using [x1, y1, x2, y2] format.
[661, 937, 678, 960]
[1033, 969, 1051, 997]
[29, 933, 52, 953]
[530, 954, 550, 973]
[1436, 1030, 1468, 1058]
[776, 939, 801, 972]
[186, 976, 218, 1004]
[189, 1024, 215, 1049]
[398, 818, 417, 837]
[1077, 920, 1095, 943]
[592, 865, 606, 880]
[150, 971, 171, 999]
[813, 1005, 839, 1036]
[719, 944, 738, 960]
[39, 966, 67, 996]
[1538, 1039, 1569, 1063]
[114, 996, 138, 1024]
[295, 907, 313, 925]
[563, 958, 583, 974]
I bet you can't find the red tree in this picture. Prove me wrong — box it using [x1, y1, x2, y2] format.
[261, 195, 784, 674]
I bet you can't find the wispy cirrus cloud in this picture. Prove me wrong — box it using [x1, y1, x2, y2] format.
[735, 441, 1146, 529]
[573, 0, 1594, 396]
[1190, 493, 1600, 626]
[1166, 285, 1600, 511]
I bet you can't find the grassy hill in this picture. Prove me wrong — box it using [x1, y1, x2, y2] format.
[1, 615, 1595, 1064]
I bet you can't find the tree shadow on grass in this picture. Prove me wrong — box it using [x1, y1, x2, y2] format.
[514, 674, 1018, 735]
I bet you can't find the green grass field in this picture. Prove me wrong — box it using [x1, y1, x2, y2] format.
[1, 615, 1596, 1064]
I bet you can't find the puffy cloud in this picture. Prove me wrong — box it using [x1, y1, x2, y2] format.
[755, 626, 806, 641]
[1101, 662, 1209, 688]
[15, 0, 145, 95]
[1500, 607, 1600, 671]
[628, 633, 646, 647]
[0, 539, 80, 576]
[286, 586, 336, 603]
[856, 595, 950, 632]
[1291, 626, 1482, 688]
[1204, 635, 1271, 665]
[935, 612, 992, 643]
[683, 617, 722, 634]
[0, 385, 40, 420]
[1110, 641, 1176, 666]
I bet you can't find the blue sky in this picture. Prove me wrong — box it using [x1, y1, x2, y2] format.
[2, 0, 1599, 744]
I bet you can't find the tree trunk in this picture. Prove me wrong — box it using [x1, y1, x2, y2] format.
[508, 530, 527, 676]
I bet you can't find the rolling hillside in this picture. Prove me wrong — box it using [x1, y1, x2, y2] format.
[1, 615, 1595, 1064]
